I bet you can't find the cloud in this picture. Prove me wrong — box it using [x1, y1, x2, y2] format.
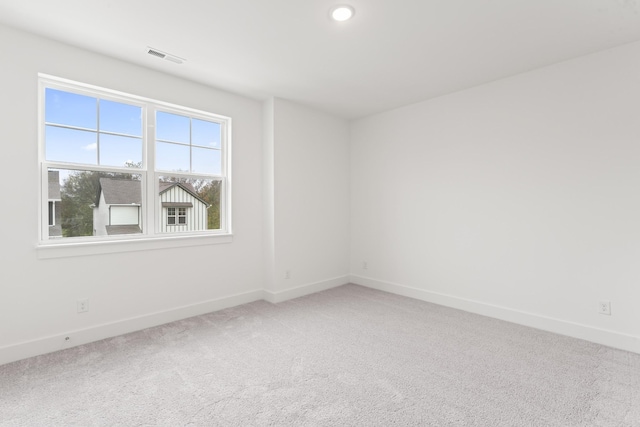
[83, 143, 97, 151]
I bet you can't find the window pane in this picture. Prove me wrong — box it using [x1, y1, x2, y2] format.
[156, 111, 189, 143]
[198, 179, 222, 230]
[192, 147, 220, 175]
[45, 126, 97, 165]
[48, 201, 54, 226]
[100, 99, 142, 136]
[99, 134, 142, 168]
[45, 88, 96, 130]
[158, 176, 221, 233]
[47, 171, 61, 237]
[47, 168, 143, 239]
[192, 119, 221, 148]
[42, 79, 230, 243]
[156, 142, 189, 172]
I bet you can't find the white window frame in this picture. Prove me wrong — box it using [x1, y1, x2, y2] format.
[37, 74, 232, 258]
[167, 207, 188, 225]
[178, 207, 187, 225]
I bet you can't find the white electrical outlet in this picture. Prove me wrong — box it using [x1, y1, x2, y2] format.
[285, 270, 291, 279]
[363, 261, 368, 270]
[77, 298, 89, 313]
[598, 301, 611, 316]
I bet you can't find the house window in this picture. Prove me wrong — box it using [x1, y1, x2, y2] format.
[48, 201, 54, 226]
[39, 75, 230, 244]
[167, 207, 188, 225]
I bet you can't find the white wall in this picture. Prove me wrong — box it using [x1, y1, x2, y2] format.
[3, 20, 638, 364]
[0, 24, 264, 364]
[350, 41, 640, 353]
[263, 99, 276, 294]
[264, 98, 350, 302]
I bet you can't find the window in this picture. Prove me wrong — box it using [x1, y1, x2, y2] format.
[167, 207, 188, 225]
[178, 208, 187, 225]
[39, 75, 231, 247]
[48, 201, 54, 226]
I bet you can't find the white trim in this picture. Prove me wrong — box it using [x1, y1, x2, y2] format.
[350, 274, 640, 354]
[38, 74, 232, 248]
[39, 73, 229, 122]
[0, 276, 351, 366]
[223, 119, 232, 234]
[39, 163, 48, 240]
[263, 275, 350, 304]
[0, 288, 263, 367]
[36, 233, 233, 259]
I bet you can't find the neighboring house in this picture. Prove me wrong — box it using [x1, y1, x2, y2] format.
[48, 170, 62, 238]
[92, 178, 210, 236]
[92, 178, 142, 236]
[158, 181, 210, 234]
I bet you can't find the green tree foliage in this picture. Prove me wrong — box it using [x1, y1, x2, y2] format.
[59, 162, 142, 237]
[60, 171, 101, 237]
[198, 181, 221, 229]
[60, 162, 220, 237]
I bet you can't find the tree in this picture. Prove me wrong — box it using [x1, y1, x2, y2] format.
[60, 171, 101, 237]
[60, 164, 220, 237]
[60, 162, 142, 237]
[197, 180, 221, 229]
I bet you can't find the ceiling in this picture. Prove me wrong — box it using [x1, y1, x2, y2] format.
[1, 0, 640, 119]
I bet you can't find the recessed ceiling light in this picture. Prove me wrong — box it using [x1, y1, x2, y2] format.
[330, 5, 355, 22]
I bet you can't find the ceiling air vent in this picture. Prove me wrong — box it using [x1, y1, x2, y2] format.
[146, 47, 185, 64]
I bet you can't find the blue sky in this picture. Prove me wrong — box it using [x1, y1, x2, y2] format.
[45, 88, 222, 179]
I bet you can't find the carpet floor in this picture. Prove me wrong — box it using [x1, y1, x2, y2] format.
[1, 284, 639, 426]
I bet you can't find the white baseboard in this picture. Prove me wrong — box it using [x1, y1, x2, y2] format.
[0, 289, 265, 366]
[263, 275, 349, 304]
[1, 275, 351, 366]
[351, 274, 640, 355]
[8, 274, 633, 366]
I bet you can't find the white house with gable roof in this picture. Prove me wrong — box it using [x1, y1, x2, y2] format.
[92, 178, 210, 236]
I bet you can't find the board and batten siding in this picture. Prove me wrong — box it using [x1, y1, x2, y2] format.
[159, 185, 209, 233]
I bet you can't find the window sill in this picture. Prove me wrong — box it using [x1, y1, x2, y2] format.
[36, 233, 233, 259]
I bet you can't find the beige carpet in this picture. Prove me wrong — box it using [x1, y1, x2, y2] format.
[1, 284, 639, 426]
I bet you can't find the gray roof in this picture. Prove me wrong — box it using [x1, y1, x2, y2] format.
[106, 225, 142, 235]
[162, 202, 194, 207]
[159, 181, 178, 193]
[98, 178, 142, 205]
[159, 181, 197, 195]
[97, 178, 209, 207]
[158, 181, 209, 207]
[48, 171, 61, 200]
